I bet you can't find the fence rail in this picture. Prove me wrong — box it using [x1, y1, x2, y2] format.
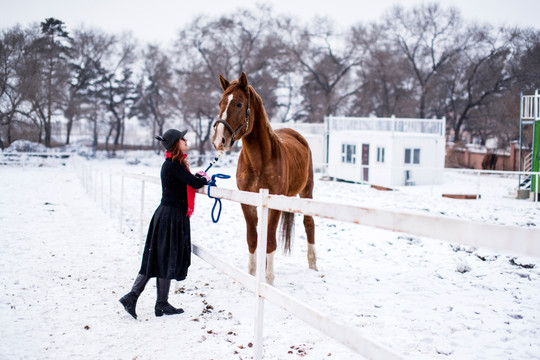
[81, 165, 540, 360]
[0, 151, 72, 165]
[445, 167, 540, 202]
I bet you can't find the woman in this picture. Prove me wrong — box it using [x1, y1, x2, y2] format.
[119, 129, 210, 319]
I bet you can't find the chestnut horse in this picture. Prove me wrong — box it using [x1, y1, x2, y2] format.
[212, 72, 317, 285]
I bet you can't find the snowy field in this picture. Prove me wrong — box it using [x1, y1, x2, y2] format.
[1, 151, 539, 360]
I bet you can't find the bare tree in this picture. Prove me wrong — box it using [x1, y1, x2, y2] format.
[513, 29, 540, 92]
[97, 33, 137, 155]
[348, 24, 416, 117]
[468, 92, 519, 148]
[442, 26, 518, 142]
[131, 44, 176, 150]
[459, 28, 539, 148]
[385, 4, 469, 119]
[172, 5, 278, 156]
[277, 17, 367, 123]
[173, 19, 227, 157]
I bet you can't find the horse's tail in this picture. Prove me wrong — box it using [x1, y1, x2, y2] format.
[280, 211, 295, 254]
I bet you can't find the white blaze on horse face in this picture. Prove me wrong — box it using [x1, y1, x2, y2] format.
[213, 123, 225, 150]
[213, 94, 234, 150]
[221, 94, 234, 121]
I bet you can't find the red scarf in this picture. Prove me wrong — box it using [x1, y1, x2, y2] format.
[166, 152, 196, 217]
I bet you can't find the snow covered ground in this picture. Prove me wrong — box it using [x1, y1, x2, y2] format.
[1, 151, 539, 360]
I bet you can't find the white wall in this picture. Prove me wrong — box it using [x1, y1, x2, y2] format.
[328, 131, 445, 186]
[389, 135, 445, 186]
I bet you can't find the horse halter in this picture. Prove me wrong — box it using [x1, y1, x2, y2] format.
[214, 87, 251, 146]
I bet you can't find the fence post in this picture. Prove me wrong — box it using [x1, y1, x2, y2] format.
[254, 188, 269, 360]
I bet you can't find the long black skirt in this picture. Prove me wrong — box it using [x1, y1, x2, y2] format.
[139, 204, 191, 281]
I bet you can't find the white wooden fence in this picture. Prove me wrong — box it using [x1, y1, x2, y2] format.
[80, 165, 540, 360]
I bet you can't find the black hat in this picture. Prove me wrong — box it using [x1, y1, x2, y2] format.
[155, 129, 187, 151]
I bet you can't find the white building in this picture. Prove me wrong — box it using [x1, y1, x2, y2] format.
[326, 116, 446, 187]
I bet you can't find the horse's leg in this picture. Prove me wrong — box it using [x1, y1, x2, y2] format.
[241, 204, 258, 276]
[303, 214, 317, 271]
[265, 209, 281, 285]
[300, 178, 317, 271]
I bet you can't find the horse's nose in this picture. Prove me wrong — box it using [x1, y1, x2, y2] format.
[213, 136, 223, 151]
[213, 122, 225, 150]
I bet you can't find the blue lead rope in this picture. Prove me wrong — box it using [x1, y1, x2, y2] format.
[206, 173, 231, 223]
[204, 151, 224, 172]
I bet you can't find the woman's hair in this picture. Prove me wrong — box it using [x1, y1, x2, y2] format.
[168, 140, 189, 169]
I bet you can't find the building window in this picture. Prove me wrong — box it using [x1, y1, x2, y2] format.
[341, 144, 356, 164]
[377, 147, 385, 163]
[404, 148, 420, 164]
[413, 148, 420, 164]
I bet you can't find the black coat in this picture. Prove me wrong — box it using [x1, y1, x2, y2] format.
[139, 158, 208, 280]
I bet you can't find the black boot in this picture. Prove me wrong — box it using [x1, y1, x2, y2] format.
[155, 278, 184, 317]
[119, 274, 149, 319]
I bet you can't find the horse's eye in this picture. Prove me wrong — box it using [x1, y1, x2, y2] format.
[236, 103, 242, 108]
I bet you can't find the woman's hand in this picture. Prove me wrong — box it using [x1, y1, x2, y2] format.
[195, 171, 211, 182]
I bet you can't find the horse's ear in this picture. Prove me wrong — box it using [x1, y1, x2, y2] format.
[219, 74, 230, 91]
[239, 72, 248, 89]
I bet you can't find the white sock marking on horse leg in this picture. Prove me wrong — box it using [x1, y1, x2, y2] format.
[307, 243, 318, 271]
[248, 252, 256, 276]
[266, 251, 275, 285]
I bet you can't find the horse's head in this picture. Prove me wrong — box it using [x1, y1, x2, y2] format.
[212, 72, 252, 152]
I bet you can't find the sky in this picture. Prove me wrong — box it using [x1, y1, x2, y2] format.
[1, 0, 539, 45]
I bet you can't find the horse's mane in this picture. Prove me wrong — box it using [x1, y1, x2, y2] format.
[246, 84, 280, 144]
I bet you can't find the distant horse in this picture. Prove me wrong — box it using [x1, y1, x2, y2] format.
[482, 153, 498, 170]
[212, 72, 317, 285]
